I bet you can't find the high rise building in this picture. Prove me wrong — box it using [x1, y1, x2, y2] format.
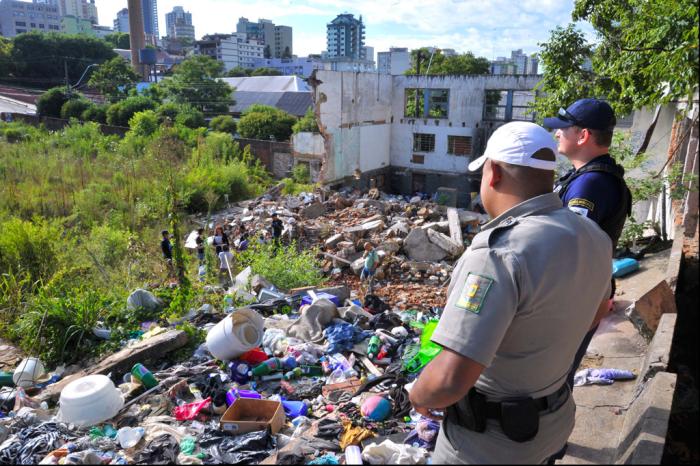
[237, 17, 292, 59]
[196, 33, 264, 70]
[325, 13, 365, 60]
[165, 5, 194, 40]
[140, 0, 158, 40]
[113, 7, 128, 33]
[0, 0, 61, 37]
[377, 47, 410, 75]
[490, 49, 540, 75]
[81, 0, 96, 24]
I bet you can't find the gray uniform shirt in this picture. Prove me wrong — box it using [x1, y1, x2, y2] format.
[431, 192, 612, 464]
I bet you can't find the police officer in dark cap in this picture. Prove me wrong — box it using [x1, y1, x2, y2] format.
[544, 98, 632, 390]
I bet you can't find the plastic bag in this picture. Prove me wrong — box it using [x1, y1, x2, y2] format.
[173, 398, 211, 421]
[199, 429, 275, 465]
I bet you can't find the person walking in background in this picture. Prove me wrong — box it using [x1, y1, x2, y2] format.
[212, 224, 229, 254]
[160, 229, 174, 276]
[360, 242, 379, 293]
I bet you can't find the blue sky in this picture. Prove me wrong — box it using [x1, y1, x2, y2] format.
[98, 0, 595, 60]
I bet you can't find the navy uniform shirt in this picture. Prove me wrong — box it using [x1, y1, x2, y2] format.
[556, 154, 623, 226]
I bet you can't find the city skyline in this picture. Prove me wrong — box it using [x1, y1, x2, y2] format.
[97, 0, 595, 59]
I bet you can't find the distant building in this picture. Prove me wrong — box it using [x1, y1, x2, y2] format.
[195, 33, 264, 70]
[165, 6, 194, 40]
[441, 48, 457, 57]
[0, 0, 61, 37]
[91, 24, 112, 38]
[377, 47, 410, 75]
[490, 49, 539, 75]
[251, 56, 323, 77]
[237, 17, 293, 59]
[113, 7, 128, 33]
[325, 13, 365, 60]
[218, 75, 312, 117]
[61, 13, 91, 34]
[141, 0, 158, 42]
[81, 0, 95, 24]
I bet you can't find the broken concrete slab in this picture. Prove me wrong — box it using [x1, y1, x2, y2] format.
[377, 240, 401, 255]
[251, 275, 274, 294]
[426, 228, 464, 258]
[351, 257, 365, 275]
[324, 233, 344, 248]
[344, 219, 385, 238]
[636, 313, 676, 384]
[624, 279, 677, 339]
[302, 202, 326, 219]
[403, 228, 448, 262]
[38, 329, 188, 403]
[447, 207, 463, 246]
[386, 221, 409, 238]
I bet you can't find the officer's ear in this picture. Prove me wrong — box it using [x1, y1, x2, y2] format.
[489, 161, 503, 188]
[577, 127, 591, 146]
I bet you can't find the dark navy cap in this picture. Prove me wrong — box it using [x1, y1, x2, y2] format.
[543, 98, 616, 130]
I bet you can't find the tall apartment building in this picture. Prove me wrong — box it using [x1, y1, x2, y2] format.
[490, 49, 539, 75]
[165, 5, 194, 40]
[377, 47, 410, 75]
[81, 0, 95, 24]
[113, 7, 128, 33]
[196, 33, 264, 70]
[325, 13, 365, 60]
[237, 17, 293, 58]
[0, 0, 61, 37]
[112, 1, 157, 43]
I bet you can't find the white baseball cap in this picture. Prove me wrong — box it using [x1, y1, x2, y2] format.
[468, 121, 558, 172]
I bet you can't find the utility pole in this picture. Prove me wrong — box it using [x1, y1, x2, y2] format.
[64, 59, 70, 96]
[414, 50, 423, 118]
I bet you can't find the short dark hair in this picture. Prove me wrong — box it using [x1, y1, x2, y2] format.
[271, 213, 278, 217]
[588, 128, 614, 147]
[161, 230, 168, 236]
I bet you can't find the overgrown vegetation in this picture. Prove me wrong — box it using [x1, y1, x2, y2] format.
[238, 241, 326, 291]
[0, 119, 276, 365]
[237, 104, 297, 141]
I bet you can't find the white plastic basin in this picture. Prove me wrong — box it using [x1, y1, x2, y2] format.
[58, 374, 124, 426]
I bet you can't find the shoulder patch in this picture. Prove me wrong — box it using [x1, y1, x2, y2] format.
[568, 205, 590, 217]
[455, 273, 494, 314]
[568, 197, 595, 211]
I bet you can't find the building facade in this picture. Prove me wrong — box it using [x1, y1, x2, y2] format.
[251, 56, 323, 77]
[237, 17, 293, 59]
[165, 5, 194, 40]
[325, 13, 365, 60]
[196, 33, 264, 70]
[61, 13, 91, 34]
[0, 0, 61, 37]
[141, 0, 158, 40]
[490, 49, 539, 75]
[91, 23, 111, 38]
[377, 47, 410, 75]
[113, 7, 128, 33]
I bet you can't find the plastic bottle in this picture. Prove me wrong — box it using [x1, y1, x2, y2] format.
[131, 363, 158, 389]
[367, 335, 381, 359]
[250, 356, 296, 377]
[283, 367, 302, 380]
[344, 445, 363, 465]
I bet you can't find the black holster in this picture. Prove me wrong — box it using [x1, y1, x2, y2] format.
[446, 387, 486, 433]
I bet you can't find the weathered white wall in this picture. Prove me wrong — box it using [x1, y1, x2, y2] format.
[390, 75, 541, 173]
[315, 71, 394, 182]
[292, 132, 325, 158]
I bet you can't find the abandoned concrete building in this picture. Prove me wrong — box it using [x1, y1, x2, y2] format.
[292, 70, 541, 207]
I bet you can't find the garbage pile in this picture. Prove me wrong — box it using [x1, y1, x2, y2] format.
[0, 284, 448, 465]
[0, 188, 489, 464]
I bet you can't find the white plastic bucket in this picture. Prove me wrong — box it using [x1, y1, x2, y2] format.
[206, 307, 264, 361]
[57, 374, 124, 426]
[13, 357, 45, 388]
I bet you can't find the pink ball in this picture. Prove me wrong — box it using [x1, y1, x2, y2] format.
[361, 395, 392, 421]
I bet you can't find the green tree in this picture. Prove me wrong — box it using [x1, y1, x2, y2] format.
[405, 48, 490, 75]
[292, 107, 319, 133]
[175, 105, 206, 129]
[104, 32, 130, 49]
[129, 110, 159, 137]
[106, 95, 156, 127]
[0, 37, 12, 77]
[250, 67, 282, 76]
[159, 55, 233, 115]
[209, 115, 237, 133]
[81, 104, 107, 123]
[88, 56, 140, 103]
[225, 66, 250, 77]
[11, 32, 116, 86]
[36, 87, 70, 118]
[534, 0, 699, 116]
[237, 104, 297, 141]
[60, 98, 92, 120]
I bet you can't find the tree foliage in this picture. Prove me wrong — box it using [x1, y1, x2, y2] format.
[534, 0, 699, 116]
[88, 56, 140, 103]
[405, 48, 490, 75]
[10, 32, 116, 86]
[292, 107, 319, 134]
[209, 115, 237, 133]
[159, 55, 233, 114]
[104, 32, 130, 50]
[36, 87, 70, 118]
[0, 37, 12, 78]
[60, 98, 92, 120]
[237, 104, 297, 141]
[225, 66, 282, 77]
[106, 95, 157, 127]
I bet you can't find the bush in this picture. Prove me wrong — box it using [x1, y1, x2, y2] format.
[237, 105, 297, 141]
[106, 96, 156, 127]
[0, 217, 61, 286]
[291, 163, 310, 184]
[175, 106, 206, 129]
[182, 160, 255, 212]
[36, 87, 70, 118]
[155, 102, 180, 124]
[292, 108, 319, 134]
[60, 98, 92, 120]
[129, 109, 159, 137]
[209, 115, 236, 134]
[0, 122, 40, 143]
[238, 241, 326, 291]
[81, 104, 108, 124]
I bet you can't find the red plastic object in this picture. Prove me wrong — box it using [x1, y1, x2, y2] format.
[239, 348, 269, 365]
[173, 397, 212, 421]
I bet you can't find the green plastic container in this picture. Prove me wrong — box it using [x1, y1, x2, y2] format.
[402, 319, 442, 373]
[131, 363, 158, 389]
[0, 371, 14, 387]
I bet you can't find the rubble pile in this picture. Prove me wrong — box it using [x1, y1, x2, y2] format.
[0, 188, 489, 465]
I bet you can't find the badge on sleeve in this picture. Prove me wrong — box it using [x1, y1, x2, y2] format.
[455, 273, 494, 314]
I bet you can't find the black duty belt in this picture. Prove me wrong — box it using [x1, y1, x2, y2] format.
[484, 383, 570, 418]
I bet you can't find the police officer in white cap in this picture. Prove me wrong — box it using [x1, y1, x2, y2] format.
[409, 121, 613, 464]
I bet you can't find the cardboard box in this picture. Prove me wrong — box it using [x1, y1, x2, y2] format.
[219, 398, 286, 435]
